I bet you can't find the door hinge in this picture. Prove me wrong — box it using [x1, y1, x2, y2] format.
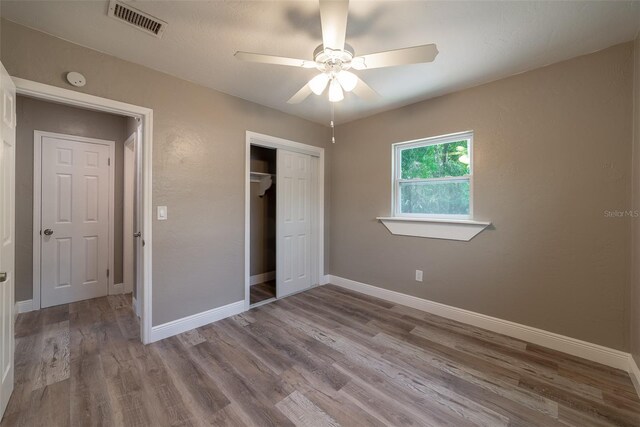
[108, 157, 111, 166]
[107, 269, 110, 278]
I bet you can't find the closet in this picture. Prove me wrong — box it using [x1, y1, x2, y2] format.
[249, 146, 277, 305]
[246, 134, 322, 308]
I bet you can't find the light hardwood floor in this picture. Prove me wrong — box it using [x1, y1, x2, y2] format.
[2, 285, 640, 426]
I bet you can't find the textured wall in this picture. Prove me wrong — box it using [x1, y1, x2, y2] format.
[632, 34, 640, 364]
[15, 96, 128, 301]
[2, 20, 330, 325]
[332, 43, 634, 351]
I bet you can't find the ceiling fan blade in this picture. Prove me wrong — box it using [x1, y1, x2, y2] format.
[235, 51, 316, 68]
[287, 84, 313, 104]
[351, 44, 438, 70]
[319, 0, 349, 51]
[352, 77, 379, 101]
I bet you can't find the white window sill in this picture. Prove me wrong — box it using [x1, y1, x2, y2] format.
[376, 217, 491, 241]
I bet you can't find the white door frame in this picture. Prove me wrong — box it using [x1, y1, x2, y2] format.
[123, 131, 135, 298]
[14, 77, 154, 344]
[244, 131, 324, 310]
[33, 131, 115, 307]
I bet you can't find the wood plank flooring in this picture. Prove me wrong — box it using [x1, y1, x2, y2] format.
[250, 280, 276, 305]
[3, 285, 640, 426]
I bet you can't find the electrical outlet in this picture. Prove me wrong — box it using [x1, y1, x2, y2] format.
[415, 270, 423, 282]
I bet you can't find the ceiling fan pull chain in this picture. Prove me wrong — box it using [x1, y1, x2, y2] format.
[331, 103, 336, 144]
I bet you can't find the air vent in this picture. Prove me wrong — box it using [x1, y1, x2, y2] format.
[107, 0, 167, 38]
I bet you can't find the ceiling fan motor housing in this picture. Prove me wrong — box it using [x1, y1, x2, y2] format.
[313, 43, 355, 73]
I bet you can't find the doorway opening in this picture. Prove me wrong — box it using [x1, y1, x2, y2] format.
[13, 78, 153, 343]
[26, 102, 142, 309]
[245, 131, 325, 309]
[249, 145, 276, 305]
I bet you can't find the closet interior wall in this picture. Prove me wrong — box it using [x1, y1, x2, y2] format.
[249, 146, 276, 293]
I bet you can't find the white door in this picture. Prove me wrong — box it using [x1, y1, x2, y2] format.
[0, 62, 16, 419]
[276, 149, 312, 297]
[40, 134, 112, 308]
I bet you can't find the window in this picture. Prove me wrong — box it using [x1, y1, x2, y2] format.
[393, 131, 473, 218]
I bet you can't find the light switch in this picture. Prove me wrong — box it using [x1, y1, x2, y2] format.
[157, 206, 167, 220]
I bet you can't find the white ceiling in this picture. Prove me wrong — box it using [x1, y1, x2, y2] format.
[3, 1, 639, 125]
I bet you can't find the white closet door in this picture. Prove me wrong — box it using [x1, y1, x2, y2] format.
[0, 60, 16, 419]
[277, 149, 312, 298]
[40, 135, 111, 308]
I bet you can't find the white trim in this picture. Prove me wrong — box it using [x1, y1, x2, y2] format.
[377, 217, 491, 241]
[15, 300, 33, 314]
[110, 283, 123, 295]
[32, 133, 41, 311]
[249, 297, 276, 309]
[13, 77, 152, 117]
[377, 217, 490, 226]
[250, 271, 275, 286]
[327, 275, 631, 371]
[15, 77, 154, 344]
[392, 131, 474, 220]
[320, 274, 330, 285]
[123, 132, 136, 300]
[244, 131, 325, 310]
[248, 131, 325, 156]
[132, 296, 139, 317]
[629, 355, 640, 397]
[150, 300, 244, 342]
[33, 131, 116, 305]
[109, 283, 130, 295]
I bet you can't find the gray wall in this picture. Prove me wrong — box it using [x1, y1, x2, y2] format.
[1, 20, 331, 326]
[332, 42, 634, 351]
[15, 95, 128, 301]
[250, 146, 276, 277]
[632, 34, 640, 365]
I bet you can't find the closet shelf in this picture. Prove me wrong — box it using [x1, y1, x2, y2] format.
[250, 171, 273, 179]
[250, 171, 274, 196]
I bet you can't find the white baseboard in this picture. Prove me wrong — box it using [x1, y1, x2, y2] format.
[150, 300, 244, 342]
[15, 300, 33, 314]
[132, 296, 139, 317]
[320, 274, 330, 285]
[109, 282, 125, 295]
[327, 275, 631, 372]
[109, 282, 133, 295]
[629, 355, 640, 397]
[250, 271, 275, 286]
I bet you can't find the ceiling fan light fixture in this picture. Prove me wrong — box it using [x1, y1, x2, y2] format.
[309, 73, 330, 95]
[328, 78, 344, 102]
[337, 70, 358, 92]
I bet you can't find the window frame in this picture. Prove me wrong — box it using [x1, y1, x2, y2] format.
[392, 131, 474, 219]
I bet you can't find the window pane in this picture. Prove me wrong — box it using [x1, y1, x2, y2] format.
[400, 140, 470, 179]
[399, 180, 470, 215]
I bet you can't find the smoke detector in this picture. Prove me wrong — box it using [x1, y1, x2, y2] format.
[66, 72, 86, 87]
[107, 0, 167, 38]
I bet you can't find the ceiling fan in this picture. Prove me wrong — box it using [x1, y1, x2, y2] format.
[234, 0, 438, 104]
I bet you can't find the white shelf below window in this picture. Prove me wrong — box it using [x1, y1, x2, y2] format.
[377, 217, 491, 241]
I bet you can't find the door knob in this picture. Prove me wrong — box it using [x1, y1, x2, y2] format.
[43, 229, 54, 236]
[0, 272, 6, 282]
[133, 232, 141, 238]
